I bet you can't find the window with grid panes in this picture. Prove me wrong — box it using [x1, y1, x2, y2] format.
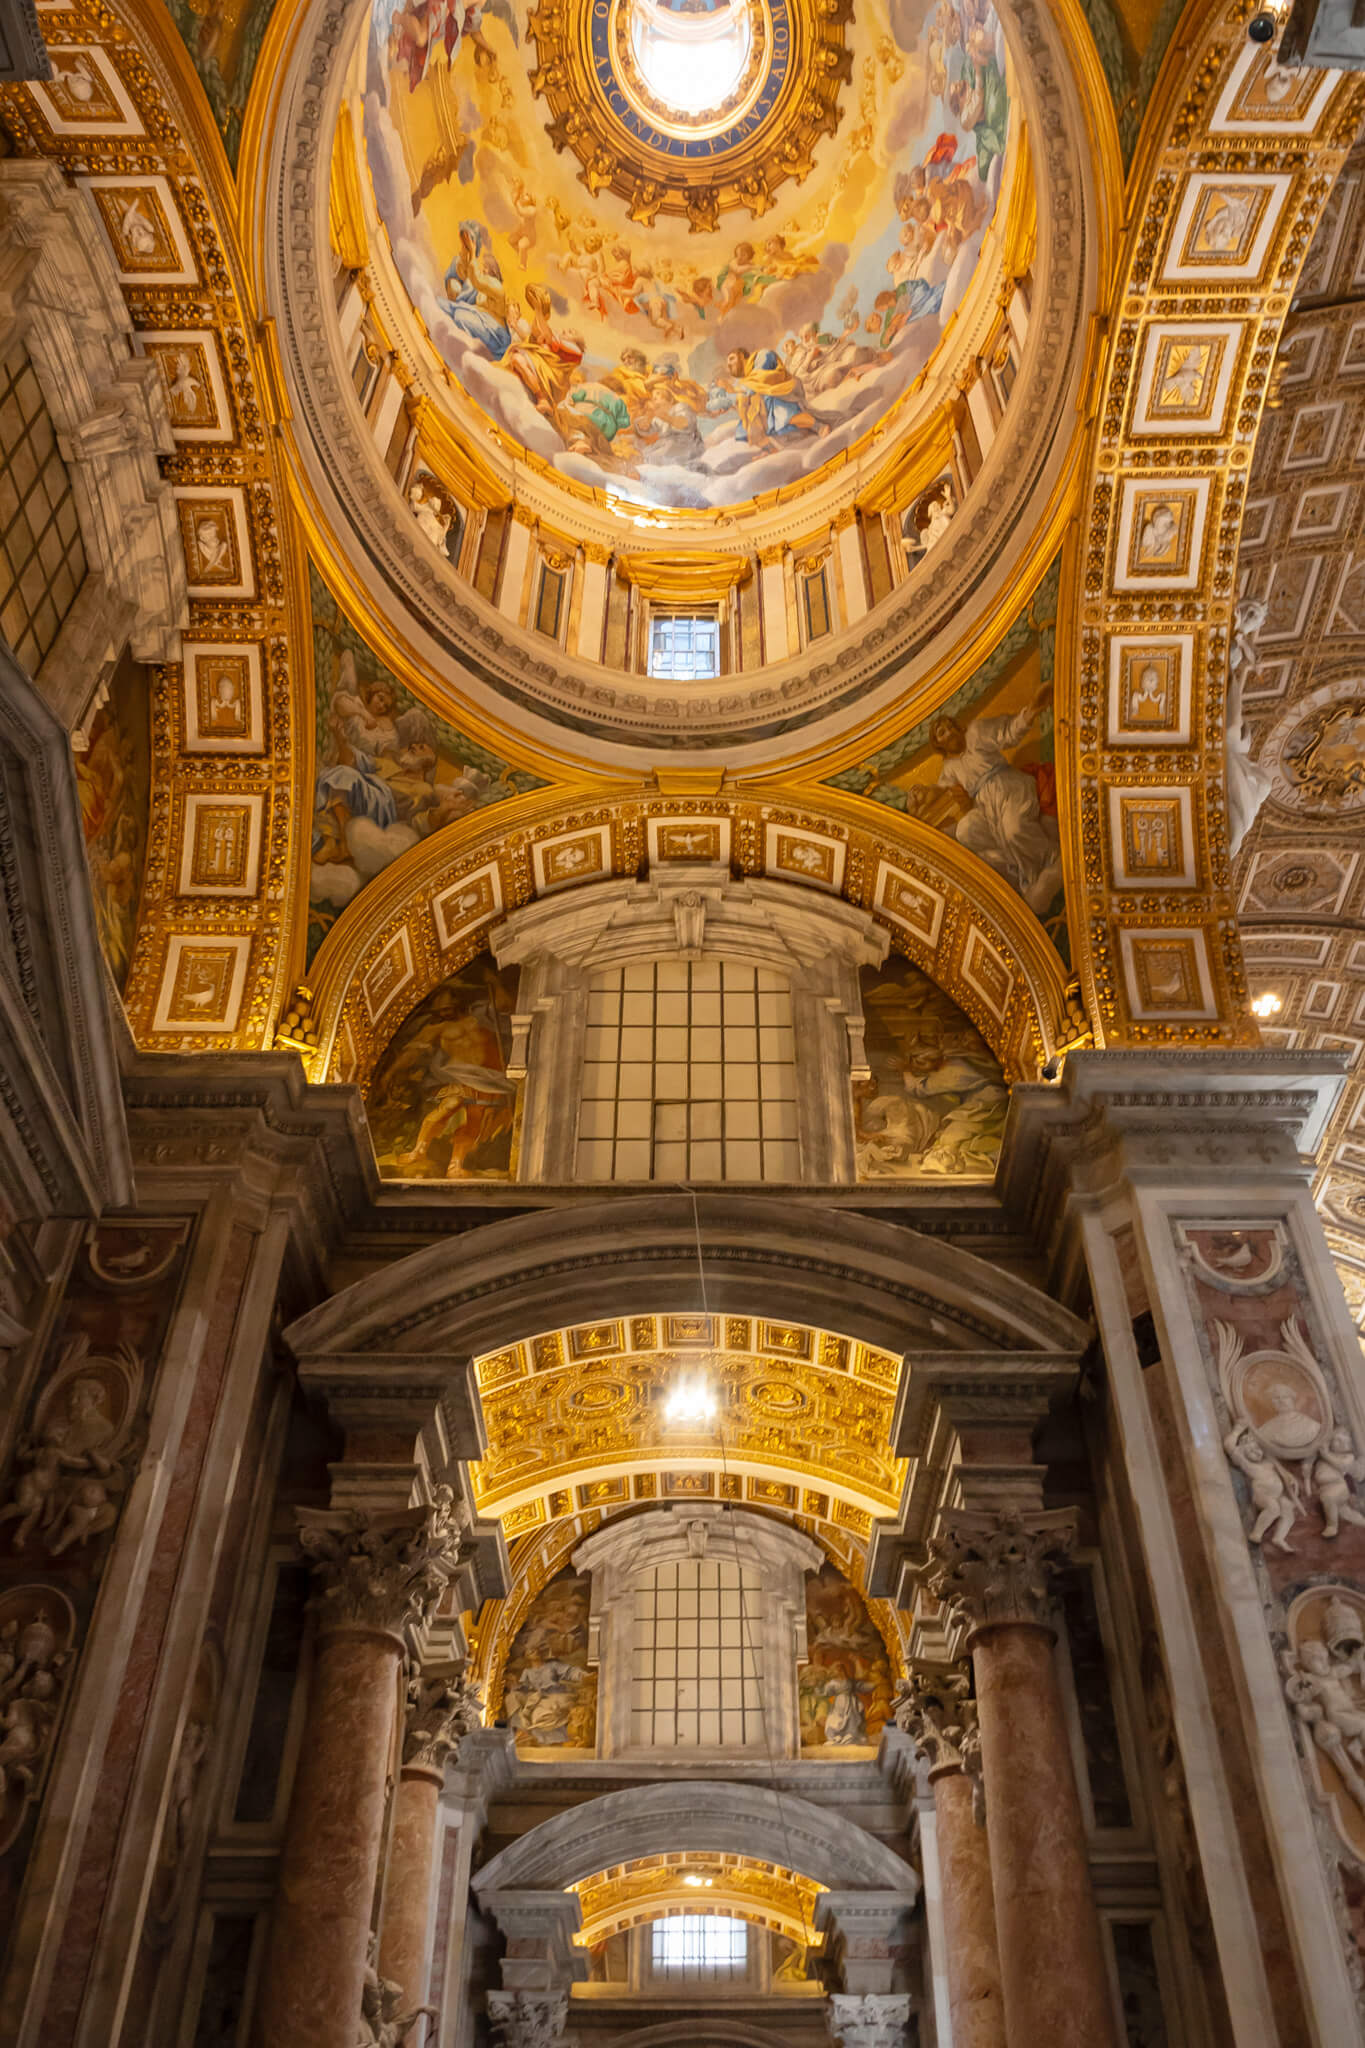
[648, 612, 719, 681]
[0, 345, 87, 676]
[629, 1557, 764, 1750]
[575, 959, 799, 1182]
[650, 1916, 748, 1980]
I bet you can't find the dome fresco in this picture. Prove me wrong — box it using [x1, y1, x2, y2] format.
[359, 0, 1012, 512]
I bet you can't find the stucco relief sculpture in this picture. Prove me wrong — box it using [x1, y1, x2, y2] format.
[360, 1931, 439, 2046]
[296, 1489, 469, 1640]
[828, 1990, 914, 2048]
[0, 1589, 75, 1852]
[0, 1334, 142, 1556]
[1282, 1588, 1365, 1859]
[1226, 594, 1274, 856]
[1216, 1316, 1364, 1550]
[404, 1666, 484, 1774]
[925, 1504, 1077, 1634]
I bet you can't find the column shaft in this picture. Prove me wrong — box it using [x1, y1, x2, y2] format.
[379, 1767, 442, 2020]
[930, 1767, 1005, 2048]
[259, 1626, 401, 2047]
[971, 1623, 1115, 2048]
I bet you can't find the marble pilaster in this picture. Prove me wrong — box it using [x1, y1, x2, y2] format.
[1004, 1053, 1365, 2044]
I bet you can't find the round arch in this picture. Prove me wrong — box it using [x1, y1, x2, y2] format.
[471, 1781, 916, 1896]
[282, 1191, 1089, 1363]
[295, 784, 1075, 1094]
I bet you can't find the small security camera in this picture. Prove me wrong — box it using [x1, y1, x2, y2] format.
[1247, 12, 1277, 41]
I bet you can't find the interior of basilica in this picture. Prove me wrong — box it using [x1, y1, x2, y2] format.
[1, 0, 1365, 2039]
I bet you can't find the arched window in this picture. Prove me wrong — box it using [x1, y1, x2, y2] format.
[493, 868, 886, 1182]
[573, 1506, 822, 1759]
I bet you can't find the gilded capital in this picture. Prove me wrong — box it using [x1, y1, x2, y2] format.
[925, 1504, 1077, 1639]
[892, 1662, 977, 1779]
[296, 1492, 467, 1642]
[404, 1667, 484, 1777]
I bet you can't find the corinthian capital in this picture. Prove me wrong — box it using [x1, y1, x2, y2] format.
[925, 1504, 1077, 1638]
[296, 1493, 467, 1642]
[404, 1667, 484, 1776]
[892, 1662, 977, 1778]
[487, 1990, 568, 2048]
[828, 1992, 913, 2048]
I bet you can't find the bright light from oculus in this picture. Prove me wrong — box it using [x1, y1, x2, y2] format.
[664, 1377, 717, 1425]
[630, 0, 752, 116]
[1251, 991, 1283, 1018]
[683, 1874, 715, 1888]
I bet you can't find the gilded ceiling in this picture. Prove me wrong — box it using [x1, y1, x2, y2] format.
[471, 1312, 907, 1536]
[1234, 130, 1365, 1336]
[569, 1852, 826, 1950]
[4, 0, 1364, 1154]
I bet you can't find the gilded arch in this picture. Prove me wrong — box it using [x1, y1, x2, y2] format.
[299, 784, 1077, 1089]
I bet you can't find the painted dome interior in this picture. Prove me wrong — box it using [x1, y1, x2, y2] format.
[355, 0, 1015, 516]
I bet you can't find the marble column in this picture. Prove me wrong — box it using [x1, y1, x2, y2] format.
[378, 1667, 483, 2034]
[927, 1507, 1117, 2048]
[894, 1665, 1005, 2048]
[257, 1500, 465, 2048]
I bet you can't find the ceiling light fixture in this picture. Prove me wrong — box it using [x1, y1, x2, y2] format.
[1251, 991, 1283, 1018]
[664, 1376, 717, 1426]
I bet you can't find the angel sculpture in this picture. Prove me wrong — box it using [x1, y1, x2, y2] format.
[359, 1931, 438, 2047]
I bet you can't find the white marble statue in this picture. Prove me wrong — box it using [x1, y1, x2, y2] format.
[1224, 1423, 1299, 1552]
[1226, 596, 1274, 857]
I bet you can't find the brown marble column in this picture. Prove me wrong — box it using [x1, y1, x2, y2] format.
[378, 1669, 483, 2022]
[895, 1665, 1005, 2048]
[257, 1502, 465, 2048]
[928, 1508, 1117, 2048]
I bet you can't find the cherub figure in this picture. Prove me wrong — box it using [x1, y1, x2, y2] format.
[1224, 1422, 1299, 1551]
[1313, 1429, 1365, 1539]
[1284, 1638, 1365, 1812]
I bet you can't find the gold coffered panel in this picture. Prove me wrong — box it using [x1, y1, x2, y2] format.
[570, 1853, 826, 1951]
[472, 1313, 906, 1528]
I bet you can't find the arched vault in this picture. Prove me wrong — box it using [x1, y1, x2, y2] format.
[1058, 1, 1365, 1043]
[472, 1781, 917, 1896]
[283, 1190, 1090, 1363]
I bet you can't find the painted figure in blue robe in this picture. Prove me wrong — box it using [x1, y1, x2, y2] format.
[439, 221, 511, 357]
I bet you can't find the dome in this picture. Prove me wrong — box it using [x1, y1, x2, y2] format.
[359, 0, 1013, 515]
